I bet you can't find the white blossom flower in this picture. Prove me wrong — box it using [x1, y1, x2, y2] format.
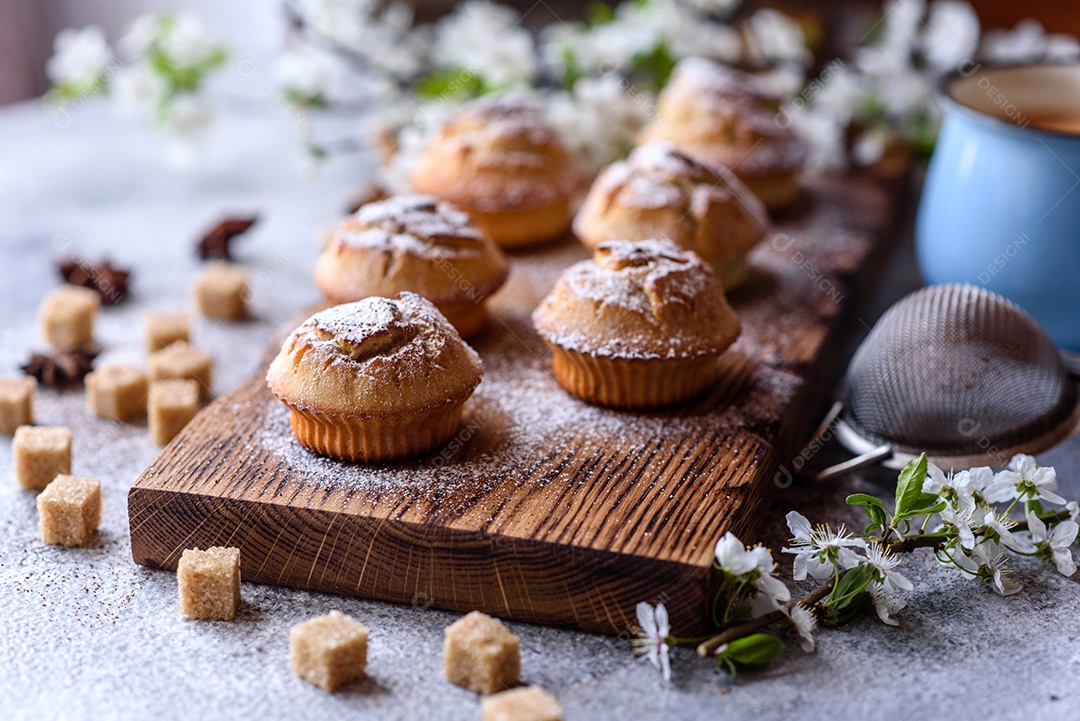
[276, 47, 338, 104]
[863, 542, 914, 592]
[1027, 511, 1078, 577]
[118, 15, 158, 60]
[714, 532, 791, 613]
[544, 75, 651, 174]
[1067, 501, 1080, 524]
[296, 0, 425, 79]
[921, 1, 980, 71]
[714, 532, 764, 575]
[632, 602, 671, 681]
[986, 455, 1064, 505]
[852, 128, 888, 166]
[868, 581, 907, 626]
[432, 1, 537, 87]
[976, 509, 1018, 551]
[46, 26, 113, 88]
[981, 19, 1080, 63]
[782, 511, 867, 581]
[745, 8, 810, 66]
[781, 603, 816, 652]
[786, 106, 845, 171]
[880, 0, 925, 61]
[939, 505, 976, 549]
[110, 62, 167, 115]
[923, 463, 977, 515]
[984, 553, 1022, 596]
[158, 13, 221, 68]
[967, 466, 996, 498]
[811, 65, 867, 126]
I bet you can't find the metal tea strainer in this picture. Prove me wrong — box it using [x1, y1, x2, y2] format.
[814, 283, 1080, 479]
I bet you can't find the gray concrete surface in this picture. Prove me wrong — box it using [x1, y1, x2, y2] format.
[1, 100, 1078, 721]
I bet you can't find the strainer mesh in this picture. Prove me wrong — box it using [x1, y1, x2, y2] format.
[843, 284, 1075, 457]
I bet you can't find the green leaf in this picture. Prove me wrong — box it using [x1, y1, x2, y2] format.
[864, 504, 887, 531]
[894, 453, 928, 518]
[415, 67, 486, 101]
[825, 565, 875, 612]
[631, 41, 676, 90]
[558, 44, 583, 90]
[722, 633, 784, 668]
[586, 2, 615, 26]
[846, 493, 885, 508]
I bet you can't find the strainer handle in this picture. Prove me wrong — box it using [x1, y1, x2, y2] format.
[813, 445, 894, 481]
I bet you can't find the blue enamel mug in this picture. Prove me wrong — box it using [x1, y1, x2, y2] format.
[916, 63, 1080, 352]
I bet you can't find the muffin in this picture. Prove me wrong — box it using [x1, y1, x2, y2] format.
[638, 57, 806, 211]
[411, 94, 585, 249]
[532, 239, 741, 409]
[314, 194, 509, 338]
[266, 292, 483, 463]
[573, 141, 767, 290]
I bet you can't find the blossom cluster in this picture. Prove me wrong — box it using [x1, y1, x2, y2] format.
[633, 453, 1078, 681]
[45, 1, 1080, 174]
[45, 13, 227, 163]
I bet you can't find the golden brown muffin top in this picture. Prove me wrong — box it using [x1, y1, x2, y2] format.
[317, 194, 509, 305]
[640, 57, 806, 176]
[266, 292, 482, 418]
[411, 94, 584, 212]
[532, 239, 741, 360]
[573, 141, 767, 261]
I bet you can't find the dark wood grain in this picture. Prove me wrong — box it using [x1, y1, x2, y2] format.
[129, 173, 899, 636]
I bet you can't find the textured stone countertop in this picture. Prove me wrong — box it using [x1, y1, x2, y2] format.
[1, 100, 1077, 721]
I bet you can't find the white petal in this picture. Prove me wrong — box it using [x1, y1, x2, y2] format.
[1039, 488, 1067, 505]
[886, 569, 914, 591]
[1053, 548, 1077, 577]
[968, 466, 995, 493]
[756, 572, 791, 604]
[1050, 520, 1080, 549]
[791, 552, 809, 581]
[659, 644, 671, 682]
[654, 603, 670, 638]
[636, 601, 655, 635]
[786, 511, 812, 541]
[1027, 510, 1048, 543]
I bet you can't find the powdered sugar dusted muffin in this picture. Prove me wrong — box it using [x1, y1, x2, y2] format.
[573, 141, 767, 290]
[411, 94, 585, 249]
[638, 57, 806, 211]
[532, 239, 741, 409]
[266, 293, 483, 462]
[314, 194, 509, 338]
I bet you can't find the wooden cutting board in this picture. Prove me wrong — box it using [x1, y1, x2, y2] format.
[128, 173, 898, 636]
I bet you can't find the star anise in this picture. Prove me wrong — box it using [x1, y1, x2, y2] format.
[57, 258, 131, 304]
[21, 348, 99, 389]
[197, 215, 259, 261]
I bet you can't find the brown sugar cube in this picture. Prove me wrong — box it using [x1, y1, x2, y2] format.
[482, 686, 563, 721]
[0, 376, 35, 434]
[86, 364, 148, 421]
[146, 312, 190, 353]
[37, 474, 101, 547]
[290, 611, 369, 692]
[148, 342, 212, 399]
[177, 546, 241, 620]
[194, 262, 249, 320]
[444, 611, 520, 694]
[13, 426, 72, 490]
[148, 380, 200, 445]
[39, 286, 100, 350]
